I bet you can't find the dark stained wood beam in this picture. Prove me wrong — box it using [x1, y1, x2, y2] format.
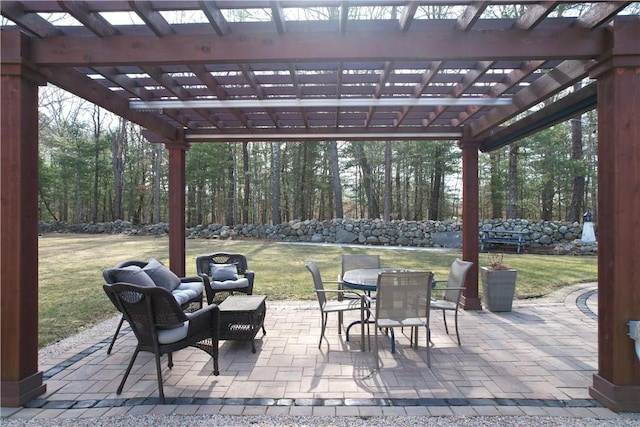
[467, 59, 591, 138]
[513, 1, 558, 30]
[480, 83, 597, 152]
[29, 27, 608, 66]
[40, 66, 180, 140]
[58, 0, 119, 37]
[574, 2, 632, 28]
[364, 61, 393, 127]
[393, 61, 442, 128]
[456, 1, 488, 31]
[130, 0, 174, 37]
[239, 64, 279, 127]
[270, 0, 286, 33]
[200, 0, 231, 35]
[184, 125, 462, 142]
[288, 64, 309, 127]
[398, 0, 418, 32]
[92, 66, 153, 100]
[189, 64, 250, 127]
[0, 1, 61, 38]
[339, 1, 348, 33]
[424, 60, 493, 126]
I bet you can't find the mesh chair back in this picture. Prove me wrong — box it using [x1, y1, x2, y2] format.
[341, 255, 381, 277]
[306, 262, 327, 309]
[443, 259, 473, 302]
[375, 271, 433, 321]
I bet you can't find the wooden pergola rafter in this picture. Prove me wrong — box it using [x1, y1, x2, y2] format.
[1, 0, 639, 412]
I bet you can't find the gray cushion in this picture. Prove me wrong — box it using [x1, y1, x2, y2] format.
[211, 277, 249, 290]
[176, 281, 203, 295]
[172, 290, 197, 306]
[109, 266, 155, 287]
[210, 263, 238, 281]
[143, 258, 181, 292]
[157, 321, 189, 344]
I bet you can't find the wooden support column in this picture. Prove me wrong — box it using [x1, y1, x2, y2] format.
[1, 31, 47, 406]
[458, 139, 482, 310]
[587, 18, 640, 413]
[165, 141, 189, 277]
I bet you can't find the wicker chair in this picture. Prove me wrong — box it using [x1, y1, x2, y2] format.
[195, 253, 255, 303]
[430, 258, 473, 345]
[103, 259, 204, 354]
[103, 282, 220, 404]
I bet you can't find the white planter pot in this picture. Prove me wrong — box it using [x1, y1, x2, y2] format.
[480, 267, 517, 312]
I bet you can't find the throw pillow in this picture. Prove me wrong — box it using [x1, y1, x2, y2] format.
[143, 258, 181, 292]
[109, 265, 155, 287]
[210, 263, 238, 281]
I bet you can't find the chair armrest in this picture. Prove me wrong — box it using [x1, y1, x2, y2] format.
[243, 270, 255, 294]
[199, 273, 215, 304]
[180, 275, 204, 283]
[186, 303, 220, 335]
[316, 289, 363, 296]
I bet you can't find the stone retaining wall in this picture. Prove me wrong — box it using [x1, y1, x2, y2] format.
[39, 218, 597, 253]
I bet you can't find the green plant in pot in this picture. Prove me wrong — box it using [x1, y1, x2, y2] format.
[481, 254, 517, 312]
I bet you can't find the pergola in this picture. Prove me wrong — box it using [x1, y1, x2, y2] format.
[1, 0, 638, 411]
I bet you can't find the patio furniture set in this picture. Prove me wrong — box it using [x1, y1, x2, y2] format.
[307, 255, 473, 369]
[102, 252, 265, 403]
[101, 252, 472, 403]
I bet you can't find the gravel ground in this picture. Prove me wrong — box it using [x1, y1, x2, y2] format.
[3, 414, 640, 427]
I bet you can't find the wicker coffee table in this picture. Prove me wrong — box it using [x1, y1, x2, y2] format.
[218, 295, 267, 353]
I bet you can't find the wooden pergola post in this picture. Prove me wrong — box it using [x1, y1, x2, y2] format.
[0, 32, 47, 406]
[458, 139, 482, 310]
[588, 19, 640, 412]
[165, 141, 189, 277]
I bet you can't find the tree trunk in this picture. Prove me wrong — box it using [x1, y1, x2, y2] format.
[242, 141, 250, 224]
[567, 116, 585, 222]
[329, 141, 344, 219]
[225, 144, 236, 226]
[428, 145, 442, 220]
[383, 141, 392, 221]
[153, 143, 162, 223]
[353, 142, 380, 219]
[490, 151, 503, 218]
[507, 144, 518, 219]
[111, 118, 125, 220]
[541, 179, 554, 221]
[272, 142, 281, 225]
[91, 106, 101, 222]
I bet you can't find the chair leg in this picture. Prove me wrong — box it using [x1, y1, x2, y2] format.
[319, 312, 328, 349]
[425, 325, 431, 368]
[454, 310, 461, 345]
[390, 328, 396, 354]
[167, 352, 173, 369]
[338, 311, 343, 334]
[442, 310, 449, 334]
[117, 348, 139, 395]
[374, 324, 380, 369]
[107, 315, 125, 355]
[154, 349, 165, 403]
[212, 342, 220, 376]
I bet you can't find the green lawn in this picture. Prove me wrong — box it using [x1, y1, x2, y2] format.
[37, 234, 597, 348]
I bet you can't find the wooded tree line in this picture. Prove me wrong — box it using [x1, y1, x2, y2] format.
[38, 87, 598, 228]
